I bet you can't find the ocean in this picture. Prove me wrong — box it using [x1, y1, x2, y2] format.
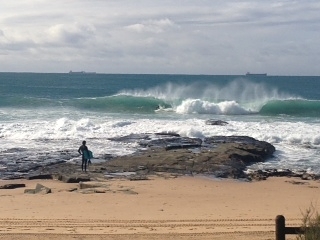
[1, 72, 320, 177]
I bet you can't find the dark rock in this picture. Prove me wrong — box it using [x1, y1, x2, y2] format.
[165, 144, 201, 151]
[26, 174, 53, 180]
[246, 169, 320, 181]
[204, 136, 275, 158]
[205, 120, 229, 126]
[67, 188, 78, 192]
[108, 133, 150, 142]
[58, 175, 91, 183]
[246, 170, 268, 181]
[11, 135, 277, 181]
[0, 183, 26, 189]
[0, 175, 25, 180]
[141, 137, 202, 149]
[98, 136, 275, 179]
[155, 132, 180, 137]
[266, 169, 294, 177]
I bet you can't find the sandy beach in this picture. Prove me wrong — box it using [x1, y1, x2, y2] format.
[0, 175, 319, 240]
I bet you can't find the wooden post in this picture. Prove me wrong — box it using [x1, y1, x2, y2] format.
[276, 215, 286, 240]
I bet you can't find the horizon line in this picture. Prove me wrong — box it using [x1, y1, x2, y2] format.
[0, 71, 319, 77]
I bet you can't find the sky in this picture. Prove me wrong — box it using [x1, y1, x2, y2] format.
[0, 0, 320, 75]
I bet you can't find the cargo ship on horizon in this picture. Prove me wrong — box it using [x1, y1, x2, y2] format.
[245, 72, 267, 76]
[69, 70, 96, 74]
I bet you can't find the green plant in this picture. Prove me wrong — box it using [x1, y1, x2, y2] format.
[297, 203, 320, 240]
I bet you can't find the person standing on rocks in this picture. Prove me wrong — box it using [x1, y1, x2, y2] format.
[78, 140, 89, 172]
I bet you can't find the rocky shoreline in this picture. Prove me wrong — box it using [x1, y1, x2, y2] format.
[1, 134, 319, 182]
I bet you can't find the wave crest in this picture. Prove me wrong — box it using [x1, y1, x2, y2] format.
[176, 99, 251, 115]
[260, 99, 320, 117]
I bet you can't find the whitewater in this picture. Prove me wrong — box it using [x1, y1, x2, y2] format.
[0, 73, 320, 176]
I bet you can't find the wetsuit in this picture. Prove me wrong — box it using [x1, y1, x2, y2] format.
[78, 144, 89, 172]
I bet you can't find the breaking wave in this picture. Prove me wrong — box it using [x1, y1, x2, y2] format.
[2, 79, 318, 116]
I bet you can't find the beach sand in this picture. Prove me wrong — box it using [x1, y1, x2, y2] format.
[0, 175, 319, 239]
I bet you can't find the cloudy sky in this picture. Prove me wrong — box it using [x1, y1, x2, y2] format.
[0, 0, 319, 75]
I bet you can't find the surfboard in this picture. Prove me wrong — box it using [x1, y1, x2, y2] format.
[84, 150, 93, 159]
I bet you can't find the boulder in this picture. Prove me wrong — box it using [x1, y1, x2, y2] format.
[24, 183, 51, 194]
[79, 182, 108, 189]
[35, 183, 51, 194]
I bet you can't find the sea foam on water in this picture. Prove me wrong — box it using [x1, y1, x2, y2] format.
[1, 73, 320, 176]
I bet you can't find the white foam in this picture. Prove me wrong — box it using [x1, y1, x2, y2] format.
[1, 107, 320, 173]
[175, 99, 251, 115]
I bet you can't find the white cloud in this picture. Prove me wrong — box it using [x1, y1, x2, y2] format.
[0, 0, 320, 75]
[126, 18, 176, 33]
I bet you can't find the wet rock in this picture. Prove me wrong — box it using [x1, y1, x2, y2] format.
[141, 137, 202, 150]
[0, 156, 68, 180]
[246, 170, 268, 181]
[4, 135, 278, 181]
[99, 136, 276, 179]
[155, 132, 180, 137]
[108, 133, 151, 142]
[204, 136, 275, 158]
[205, 120, 229, 126]
[246, 169, 320, 181]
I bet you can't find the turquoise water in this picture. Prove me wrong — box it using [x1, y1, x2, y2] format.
[1, 73, 320, 115]
[0, 73, 320, 174]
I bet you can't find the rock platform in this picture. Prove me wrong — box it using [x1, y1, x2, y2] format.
[24, 135, 278, 181]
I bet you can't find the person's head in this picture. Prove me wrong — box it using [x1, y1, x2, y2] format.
[82, 140, 86, 145]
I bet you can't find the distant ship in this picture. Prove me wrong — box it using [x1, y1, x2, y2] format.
[245, 72, 267, 76]
[69, 71, 96, 74]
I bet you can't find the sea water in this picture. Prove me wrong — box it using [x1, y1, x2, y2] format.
[0, 73, 320, 175]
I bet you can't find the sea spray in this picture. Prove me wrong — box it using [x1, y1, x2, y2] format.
[117, 79, 297, 114]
